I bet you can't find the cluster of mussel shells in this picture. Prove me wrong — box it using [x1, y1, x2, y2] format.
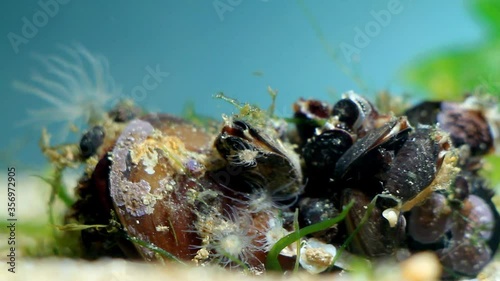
[71, 93, 500, 279]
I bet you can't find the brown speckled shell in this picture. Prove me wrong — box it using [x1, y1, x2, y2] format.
[109, 114, 216, 260]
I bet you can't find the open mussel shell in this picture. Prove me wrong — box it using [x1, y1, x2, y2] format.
[334, 116, 412, 180]
[215, 119, 303, 198]
[332, 97, 363, 130]
[108, 114, 216, 260]
[332, 91, 379, 136]
[293, 98, 333, 143]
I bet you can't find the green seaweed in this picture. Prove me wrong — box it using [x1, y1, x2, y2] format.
[483, 155, 500, 188]
[329, 194, 381, 270]
[265, 200, 354, 271]
[404, 0, 500, 100]
[35, 170, 74, 208]
[292, 208, 301, 273]
[126, 235, 186, 265]
[214, 92, 267, 122]
[267, 86, 278, 118]
[56, 223, 109, 231]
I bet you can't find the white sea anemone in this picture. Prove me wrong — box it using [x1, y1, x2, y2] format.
[13, 44, 121, 140]
[226, 149, 260, 168]
[261, 215, 290, 252]
[242, 188, 275, 213]
[198, 206, 264, 269]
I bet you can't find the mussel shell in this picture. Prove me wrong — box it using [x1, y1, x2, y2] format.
[73, 154, 136, 259]
[215, 134, 256, 164]
[468, 176, 500, 254]
[450, 175, 470, 203]
[293, 98, 332, 143]
[408, 192, 451, 244]
[334, 117, 412, 180]
[384, 127, 440, 203]
[215, 119, 303, 197]
[437, 105, 494, 156]
[299, 197, 339, 226]
[302, 128, 354, 175]
[332, 92, 379, 137]
[342, 189, 405, 257]
[434, 194, 497, 278]
[143, 113, 213, 152]
[452, 195, 494, 243]
[109, 115, 215, 260]
[437, 240, 492, 278]
[332, 98, 362, 129]
[79, 126, 105, 159]
[404, 100, 494, 156]
[404, 101, 441, 126]
[448, 171, 500, 254]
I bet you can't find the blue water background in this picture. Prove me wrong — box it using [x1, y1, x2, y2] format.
[0, 0, 484, 169]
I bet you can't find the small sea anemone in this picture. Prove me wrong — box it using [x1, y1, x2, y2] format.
[226, 148, 260, 168]
[194, 205, 266, 270]
[219, 186, 290, 215]
[261, 214, 290, 252]
[13, 43, 121, 140]
[239, 188, 275, 214]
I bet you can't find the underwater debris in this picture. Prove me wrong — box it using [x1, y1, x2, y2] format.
[40, 90, 500, 280]
[14, 44, 120, 140]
